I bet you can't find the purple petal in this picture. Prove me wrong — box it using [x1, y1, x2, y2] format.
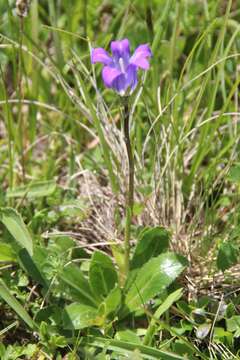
[126, 64, 138, 92]
[130, 44, 152, 70]
[111, 39, 130, 61]
[91, 48, 113, 65]
[102, 66, 122, 88]
[112, 74, 126, 94]
[112, 64, 138, 95]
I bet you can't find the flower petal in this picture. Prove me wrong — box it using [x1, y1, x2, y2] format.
[112, 74, 127, 95]
[130, 69, 138, 92]
[102, 66, 122, 88]
[130, 44, 152, 70]
[111, 39, 130, 61]
[91, 48, 113, 65]
[126, 64, 138, 92]
[112, 64, 138, 95]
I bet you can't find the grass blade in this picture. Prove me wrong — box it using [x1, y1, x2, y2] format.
[0, 208, 33, 256]
[0, 279, 34, 329]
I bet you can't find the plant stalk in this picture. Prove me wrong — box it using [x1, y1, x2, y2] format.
[122, 96, 134, 280]
[17, 15, 25, 181]
[0, 65, 14, 193]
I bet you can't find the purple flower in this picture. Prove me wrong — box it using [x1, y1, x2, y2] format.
[91, 39, 152, 96]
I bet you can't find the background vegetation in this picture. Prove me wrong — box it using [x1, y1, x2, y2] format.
[0, 0, 240, 358]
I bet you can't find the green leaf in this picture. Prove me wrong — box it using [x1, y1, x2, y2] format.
[0, 279, 34, 329]
[0, 208, 33, 256]
[86, 336, 186, 360]
[0, 243, 16, 262]
[48, 236, 75, 254]
[172, 340, 195, 357]
[144, 288, 183, 345]
[126, 227, 170, 291]
[111, 244, 125, 283]
[213, 327, 233, 345]
[6, 180, 57, 199]
[63, 303, 98, 330]
[124, 253, 187, 315]
[228, 164, 240, 183]
[34, 305, 61, 325]
[115, 330, 141, 345]
[226, 316, 240, 332]
[60, 264, 98, 307]
[0, 344, 5, 358]
[89, 251, 118, 299]
[102, 286, 122, 317]
[217, 242, 239, 272]
[0, 343, 37, 359]
[18, 248, 49, 290]
[131, 227, 170, 270]
[226, 302, 236, 318]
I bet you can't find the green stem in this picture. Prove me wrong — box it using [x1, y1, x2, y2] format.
[0, 65, 14, 192]
[83, 0, 88, 39]
[123, 97, 134, 280]
[76, 72, 119, 193]
[145, 2, 154, 43]
[48, 0, 64, 68]
[17, 16, 25, 181]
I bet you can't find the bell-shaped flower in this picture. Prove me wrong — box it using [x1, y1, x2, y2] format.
[91, 39, 152, 96]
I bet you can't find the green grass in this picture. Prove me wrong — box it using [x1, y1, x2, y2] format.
[0, 0, 240, 358]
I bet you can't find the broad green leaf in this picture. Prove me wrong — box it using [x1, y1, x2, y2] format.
[144, 288, 183, 345]
[96, 286, 122, 327]
[126, 227, 170, 291]
[6, 180, 57, 199]
[89, 251, 118, 299]
[86, 336, 186, 360]
[124, 253, 187, 315]
[32, 245, 49, 267]
[0, 208, 33, 256]
[60, 264, 98, 307]
[217, 242, 239, 272]
[18, 248, 49, 289]
[102, 286, 122, 317]
[131, 227, 170, 270]
[0, 243, 16, 262]
[63, 303, 98, 330]
[0, 279, 34, 329]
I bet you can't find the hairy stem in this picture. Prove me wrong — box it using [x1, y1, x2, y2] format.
[123, 96, 134, 280]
